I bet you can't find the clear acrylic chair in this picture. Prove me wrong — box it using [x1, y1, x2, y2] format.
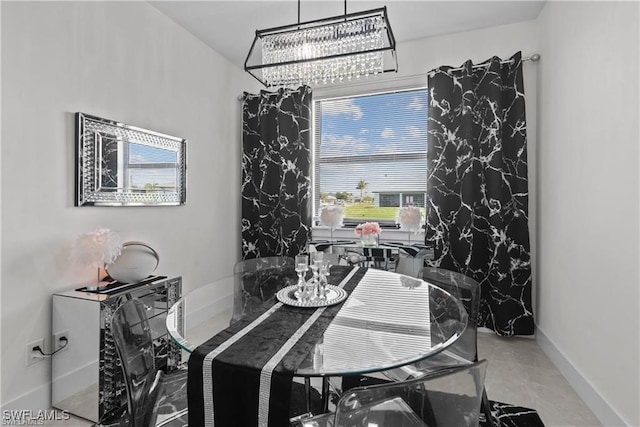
[394, 244, 433, 277]
[110, 299, 187, 427]
[232, 256, 296, 323]
[308, 244, 343, 266]
[385, 267, 494, 424]
[297, 360, 488, 427]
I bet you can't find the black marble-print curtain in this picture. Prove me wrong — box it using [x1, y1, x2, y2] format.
[426, 52, 533, 336]
[241, 86, 312, 260]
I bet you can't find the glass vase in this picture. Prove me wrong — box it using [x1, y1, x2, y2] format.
[361, 233, 377, 246]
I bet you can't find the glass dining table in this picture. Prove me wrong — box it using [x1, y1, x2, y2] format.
[166, 265, 468, 426]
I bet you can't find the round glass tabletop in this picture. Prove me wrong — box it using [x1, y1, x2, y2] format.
[166, 266, 467, 377]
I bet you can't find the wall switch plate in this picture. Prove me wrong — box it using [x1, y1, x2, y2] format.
[26, 338, 45, 366]
[53, 330, 69, 353]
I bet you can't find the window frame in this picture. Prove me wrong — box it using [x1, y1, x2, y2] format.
[312, 85, 428, 229]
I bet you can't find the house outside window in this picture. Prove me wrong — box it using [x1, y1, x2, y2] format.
[313, 88, 428, 227]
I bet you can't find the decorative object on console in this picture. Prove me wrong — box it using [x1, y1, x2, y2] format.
[71, 228, 122, 291]
[244, 0, 397, 87]
[396, 206, 424, 244]
[319, 205, 344, 243]
[75, 112, 187, 207]
[355, 222, 381, 246]
[106, 241, 159, 284]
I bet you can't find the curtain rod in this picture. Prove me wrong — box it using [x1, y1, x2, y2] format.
[428, 53, 540, 77]
[237, 53, 540, 100]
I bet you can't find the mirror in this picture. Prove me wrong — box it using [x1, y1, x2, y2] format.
[76, 113, 186, 206]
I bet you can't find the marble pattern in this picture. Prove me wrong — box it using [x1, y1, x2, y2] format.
[426, 52, 534, 336]
[241, 86, 312, 259]
[481, 401, 545, 427]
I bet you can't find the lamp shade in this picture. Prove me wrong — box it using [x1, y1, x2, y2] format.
[396, 206, 424, 232]
[71, 228, 122, 267]
[319, 205, 344, 230]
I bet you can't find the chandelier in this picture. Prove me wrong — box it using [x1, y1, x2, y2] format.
[244, 1, 398, 87]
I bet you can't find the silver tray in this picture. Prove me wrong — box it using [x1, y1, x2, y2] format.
[276, 285, 348, 308]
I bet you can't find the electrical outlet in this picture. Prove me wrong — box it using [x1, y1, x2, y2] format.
[53, 330, 69, 353]
[26, 338, 45, 366]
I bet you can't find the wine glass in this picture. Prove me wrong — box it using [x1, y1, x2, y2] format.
[308, 259, 322, 301]
[317, 260, 330, 300]
[294, 255, 308, 300]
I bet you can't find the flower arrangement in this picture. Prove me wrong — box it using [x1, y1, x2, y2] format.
[396, 206, 424, 232]
[355, 222, 381, 246]
[355, 222, 381, 236]
[319, 205, 344, 230]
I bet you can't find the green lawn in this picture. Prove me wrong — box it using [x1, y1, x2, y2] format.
[343, 204, 403, 220]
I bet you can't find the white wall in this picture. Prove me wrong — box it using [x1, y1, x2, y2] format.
[0, 1, 256, 409]
[536, 2, 639, 426]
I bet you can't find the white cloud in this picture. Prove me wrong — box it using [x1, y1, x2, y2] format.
[129, 154, 147, 163]
[321, 134, 369, 155]
[323, 98, 363, 120]
[407, 96, 425, 111]
[360, 129, 369, 135]
[381, 128, 395, 139]
[407, 125, 427, 139]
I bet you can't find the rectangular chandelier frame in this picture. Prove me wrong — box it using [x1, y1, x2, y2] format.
[244, 6, 398, 87]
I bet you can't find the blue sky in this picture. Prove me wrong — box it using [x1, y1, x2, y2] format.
[128, 143, 178, 187]
[318, 89, 428, 194]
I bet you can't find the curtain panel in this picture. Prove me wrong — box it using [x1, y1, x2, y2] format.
[241, 86, 312, 260]
[426, 52, 534, 336]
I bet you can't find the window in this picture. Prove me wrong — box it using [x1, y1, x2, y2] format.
[313, 88, 428, 227]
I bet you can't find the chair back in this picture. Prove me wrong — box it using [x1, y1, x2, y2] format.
[361, 247, 394, 270]
[308, 244, 342, 266]
[421, 267, 480, 362]
[336, 360, 488, 427]
[232, 256, 296, 323]
[111, 299, 165, 427]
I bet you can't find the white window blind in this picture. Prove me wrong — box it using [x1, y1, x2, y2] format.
[313, 88, 428, 225]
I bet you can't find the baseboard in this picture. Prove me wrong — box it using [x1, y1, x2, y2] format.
[535, 325, 628, 426]
[1, 382, 51, 414]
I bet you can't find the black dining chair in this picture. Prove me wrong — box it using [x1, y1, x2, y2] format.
[295, 360, 489, 427]
[337, 246, 395, 270]
[110, 298, 188, 427]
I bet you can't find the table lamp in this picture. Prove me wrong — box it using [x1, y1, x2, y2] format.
[72, 228, 122, 291]
[319, 205, 344, 244]
[396, 206, 424, 244]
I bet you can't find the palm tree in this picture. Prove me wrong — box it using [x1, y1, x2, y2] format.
[356, 180, 367, 201]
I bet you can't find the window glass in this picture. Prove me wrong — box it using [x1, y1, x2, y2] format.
[313, 89, 428, 226]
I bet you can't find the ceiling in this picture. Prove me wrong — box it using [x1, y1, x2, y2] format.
[150, 1, 546, 69]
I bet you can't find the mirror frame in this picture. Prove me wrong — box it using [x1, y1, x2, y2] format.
[75, 112, 187, 206]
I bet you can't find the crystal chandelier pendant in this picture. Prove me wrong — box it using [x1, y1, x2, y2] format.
[245, 7, 397, 87]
